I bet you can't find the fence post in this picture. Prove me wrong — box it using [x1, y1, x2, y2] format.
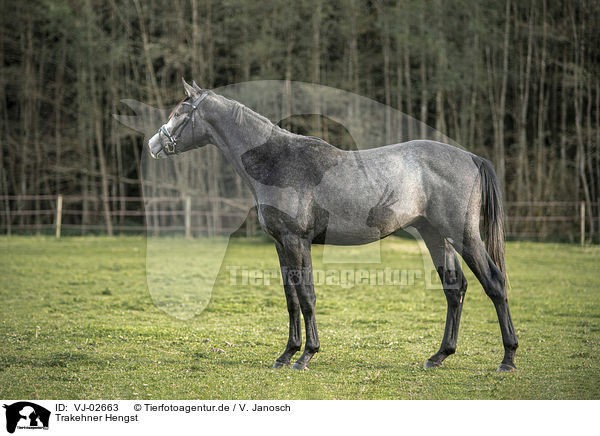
[3, 196, 10, 236]
[185, 196, 192, 239]
[56, 195, 63, 239]
[580, 201, 585, 246]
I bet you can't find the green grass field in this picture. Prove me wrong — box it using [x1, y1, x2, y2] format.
[1, 236, 599, 399]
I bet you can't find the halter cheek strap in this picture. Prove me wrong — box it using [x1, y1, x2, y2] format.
[158, 91, 209, 155]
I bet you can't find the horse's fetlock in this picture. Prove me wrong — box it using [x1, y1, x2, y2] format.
[505, 340, 518, 352]
[441, 346, 456, 356]
[306, 343, 320, 354]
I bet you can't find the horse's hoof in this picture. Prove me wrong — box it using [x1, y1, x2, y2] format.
[272, 360, 289, 368]
[424, 359, 442, 369]
[497, 363, 517, 372]
[291, 362, 307, 371]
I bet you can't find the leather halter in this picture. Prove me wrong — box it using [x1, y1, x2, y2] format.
[156, 92, 208, 156]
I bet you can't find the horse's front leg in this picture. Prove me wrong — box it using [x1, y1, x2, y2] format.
[272, 241, 302, 368]
[275, 235, 319, 370]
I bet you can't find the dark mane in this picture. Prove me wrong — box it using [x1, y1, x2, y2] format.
[225, 96, 274, 129]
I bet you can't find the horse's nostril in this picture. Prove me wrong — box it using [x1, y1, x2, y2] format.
[148, 141, 156, 158]
[148, 134, 163, 159]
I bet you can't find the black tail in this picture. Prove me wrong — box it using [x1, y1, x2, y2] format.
[475, 157, 507, 283]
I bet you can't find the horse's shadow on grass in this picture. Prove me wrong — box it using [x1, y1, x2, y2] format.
[202, 354, 420, 372]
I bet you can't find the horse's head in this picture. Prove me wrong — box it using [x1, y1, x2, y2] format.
[148, 78, 213, 158]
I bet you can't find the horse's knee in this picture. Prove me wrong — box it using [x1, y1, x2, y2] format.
[298, 292, 316, 316]
[443, 270, 467, 307]
[299, 303, 315, 319]
[459, 272, 468, 293]
[439, 267, 468, 292]
[287, 299, 300, 315]
[452, 271, 468, 294]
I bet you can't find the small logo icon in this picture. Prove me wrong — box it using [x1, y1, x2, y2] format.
[3, 402, 50, 434]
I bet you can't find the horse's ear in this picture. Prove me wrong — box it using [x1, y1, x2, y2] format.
[182, 77, 196, 97]
[192, 80, 202, 92]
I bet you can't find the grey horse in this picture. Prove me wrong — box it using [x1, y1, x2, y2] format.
[148, 79, 518, 372]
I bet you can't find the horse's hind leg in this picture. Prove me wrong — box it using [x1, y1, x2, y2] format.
[417, 222, 468, 369]
[460, 232, 518, 372]
[274, 235, 320, 370]
[272, 241, 303, 368]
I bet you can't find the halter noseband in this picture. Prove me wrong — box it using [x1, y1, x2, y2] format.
[157, 91, 209, 156]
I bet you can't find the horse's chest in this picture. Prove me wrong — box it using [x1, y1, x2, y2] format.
[256, 203, 315, 241]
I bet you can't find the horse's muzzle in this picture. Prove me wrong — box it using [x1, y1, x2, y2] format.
[148, 133, 168, 159]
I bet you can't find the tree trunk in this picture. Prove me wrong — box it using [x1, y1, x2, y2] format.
[434, 0, 446, 142]
[311, 0, 322, 135]
[87, 0, 113, 236]
[133, 0, 163, 107]
[535, 0, 547, 201]
[515, 0, 534, 203]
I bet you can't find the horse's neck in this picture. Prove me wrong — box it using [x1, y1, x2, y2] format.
[207, 98, 285, 189]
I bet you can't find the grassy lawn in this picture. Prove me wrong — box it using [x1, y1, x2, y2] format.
[0, 235, 599, 399]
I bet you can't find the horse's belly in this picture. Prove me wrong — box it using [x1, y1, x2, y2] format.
[314, 213, 396, 245]
[314, 226, 382, 245]
[312, 188, 419, 245]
